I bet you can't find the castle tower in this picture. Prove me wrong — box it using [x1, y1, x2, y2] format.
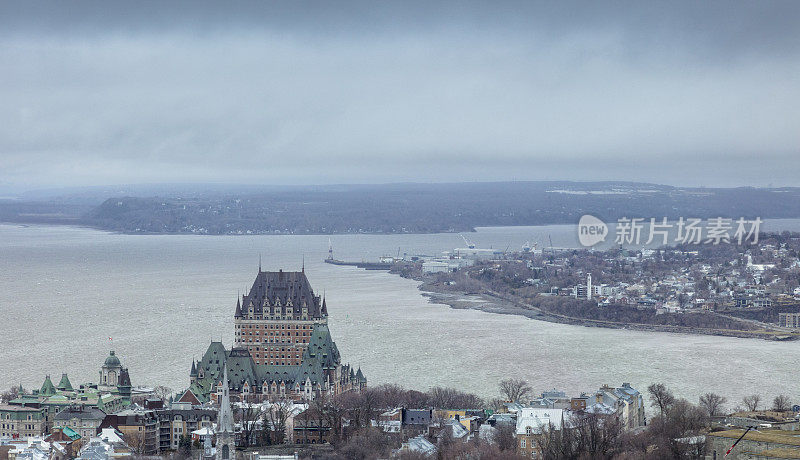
[216, 364, 235, 460]
[234, 269, 327, 366]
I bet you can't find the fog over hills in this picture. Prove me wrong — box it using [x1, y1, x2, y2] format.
[2, 181, 799, 234]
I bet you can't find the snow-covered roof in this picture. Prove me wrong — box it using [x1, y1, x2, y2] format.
[404, 435, 436, 455]
[515, 408, 564, 435]
[192, 426, 215, 436]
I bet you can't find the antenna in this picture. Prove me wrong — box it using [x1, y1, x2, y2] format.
[302, 254, 305, 272]
[258, 253, 262, 272]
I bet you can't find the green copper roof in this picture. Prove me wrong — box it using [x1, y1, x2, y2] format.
[58, 426, 81, 441]
[40, 375, 57, 396]
[57, 373, 73, 391]
[104, 350, 121, 367]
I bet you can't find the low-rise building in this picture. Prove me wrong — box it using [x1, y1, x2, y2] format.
[0, 405, 46, 438]
[99, 409, 159, 455]
[515, 407, 564, 459]
[52, 406, 106, 443]
[153, 405, 215, 452]
[778, 312, 800, 328]
[594, 383, 646, 430]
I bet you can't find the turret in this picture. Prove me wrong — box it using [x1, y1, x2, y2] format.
[117, 368, 132, 404]
[57, 373, 73, 392]
[234, 297, 242, 318]
[40, 375, 56, 397]
[190, 360, 198, 383]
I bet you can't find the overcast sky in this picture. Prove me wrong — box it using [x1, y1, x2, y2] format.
[1, 1, 799, 193]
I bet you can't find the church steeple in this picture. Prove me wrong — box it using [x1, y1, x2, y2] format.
[215, 364, 235, 460]
[218, 364, 234, 433]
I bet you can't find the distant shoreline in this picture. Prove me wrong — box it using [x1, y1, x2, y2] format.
[414, 279, 799, 342]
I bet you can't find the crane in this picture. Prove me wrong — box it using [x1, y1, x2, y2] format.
[460, 234, 476, 249]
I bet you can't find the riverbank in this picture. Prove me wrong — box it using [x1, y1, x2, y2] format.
[416, 280, 799, 341]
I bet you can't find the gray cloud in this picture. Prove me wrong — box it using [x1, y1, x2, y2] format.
[1, 1, 799, 191]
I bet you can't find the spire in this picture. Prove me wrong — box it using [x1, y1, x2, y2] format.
[302, 254, 305, 272]
[218, 364, 234, 433]
[234, 296, 242, 317]
[259, 253, 262, 272]
[321, 295, 328, 316]
[190, 360, 198, 377]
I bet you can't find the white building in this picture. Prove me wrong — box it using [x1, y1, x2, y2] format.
[515, 408, 565, 436]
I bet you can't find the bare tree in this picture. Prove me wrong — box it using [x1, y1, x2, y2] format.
[742, 394, 761, 412]
[0, 385, 21, 404]
[488, 397, 507, 412]
[647, 398, 708, 460]
[648, 383, 675, 416]
[336, 427, 395, 459]
[699, 393, 727, 417]
[536, 412, 623, 460]
[262, 400, 292, 445]
[122, 431, 147, 455]
[236, 402, 262, 446]
[773, 395, 792, 412]
[152, 385, 173, 401]
[494, 423, 517, 452]
[498, 379, 532, 403]
[427, 387, 483, 409]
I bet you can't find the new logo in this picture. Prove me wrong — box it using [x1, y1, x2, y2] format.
[578, 215, 608, 247]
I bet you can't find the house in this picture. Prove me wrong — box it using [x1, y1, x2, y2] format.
[399, 435, 436, 457]
[45, 427, 82, 458]
[594, 383, 646, 430]
[98, 409, 159, 455]
[292, 408, 333, 445]
[52, 406, 106, 443]
[515, 408, 565, 459]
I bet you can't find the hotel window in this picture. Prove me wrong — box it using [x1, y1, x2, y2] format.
[521, 439, 526, 448]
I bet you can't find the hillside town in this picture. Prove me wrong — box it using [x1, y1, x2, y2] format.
[3, 349, 800, 460]
[2, 269, 800, 460]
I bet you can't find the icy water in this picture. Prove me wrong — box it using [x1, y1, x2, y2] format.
[1, 222, 799, 406]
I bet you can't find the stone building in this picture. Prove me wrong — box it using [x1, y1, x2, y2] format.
[9, 352, 132, 433]
[187, 269, 366, 402]
[0, 404, 46, 438]
[52, 405, 106, 442]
